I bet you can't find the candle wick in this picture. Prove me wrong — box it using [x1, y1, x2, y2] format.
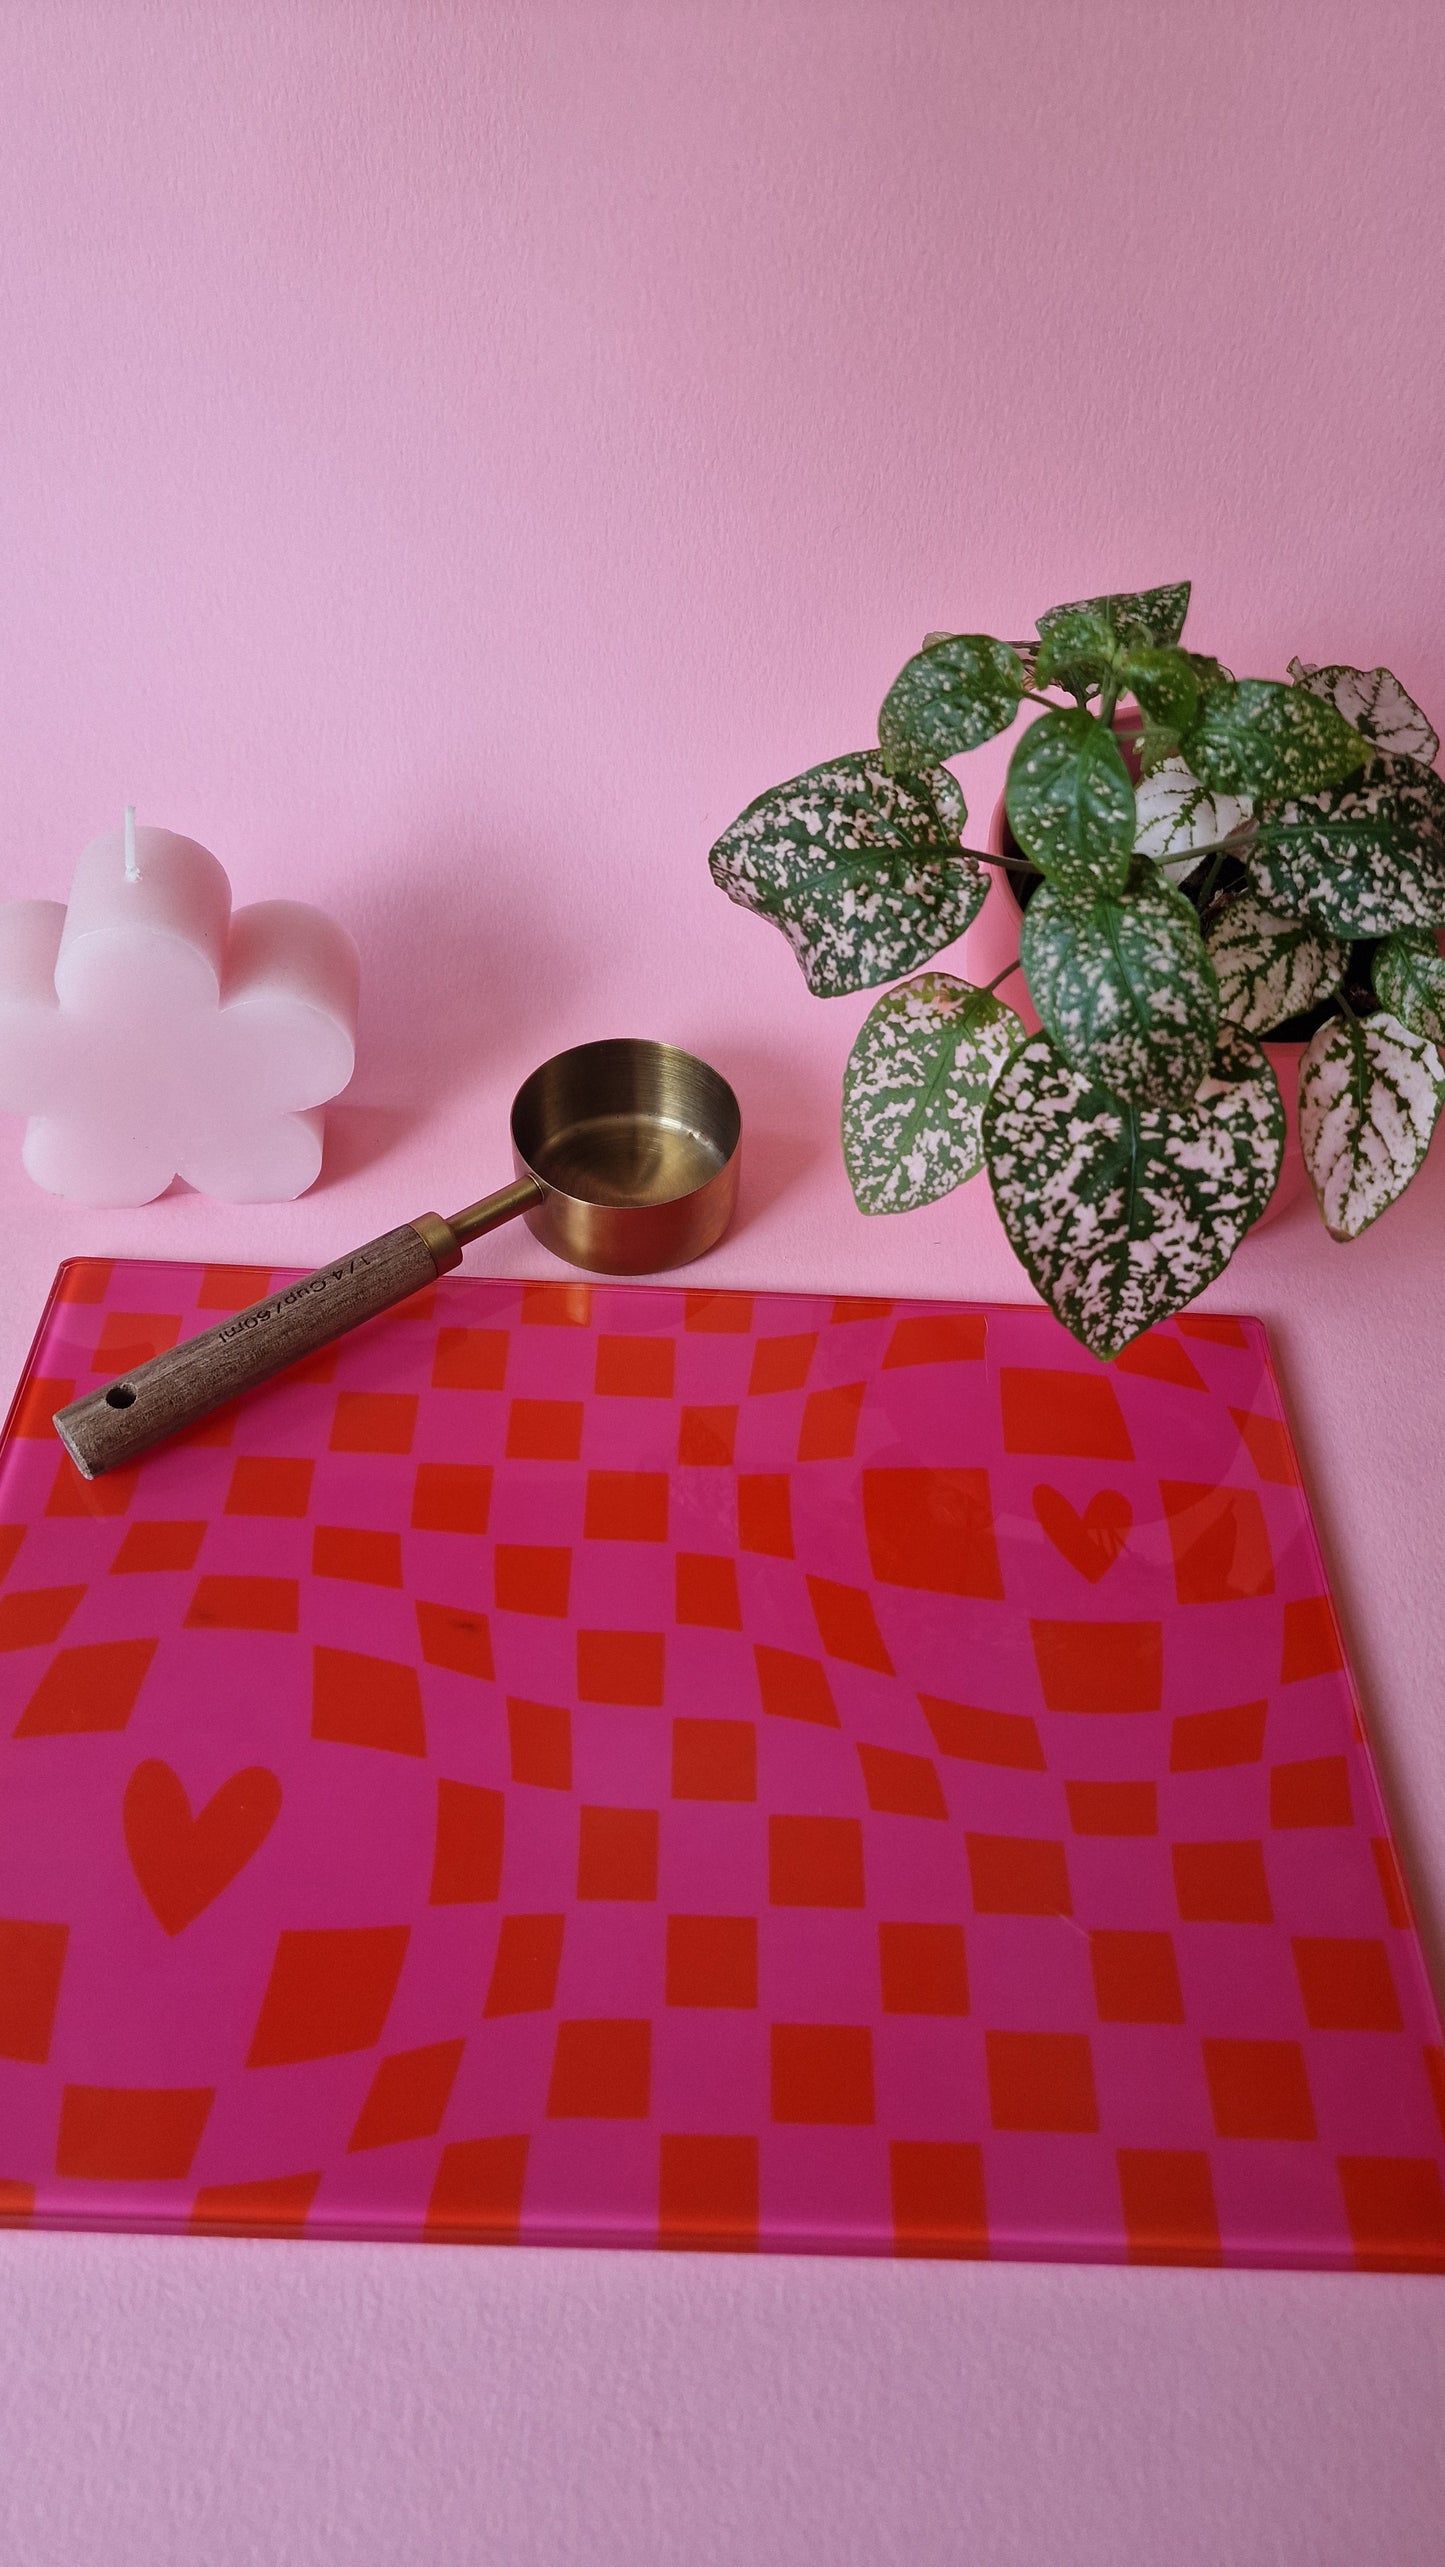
[123, 805, 139, 883]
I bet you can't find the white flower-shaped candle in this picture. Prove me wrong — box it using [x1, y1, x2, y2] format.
[0, 814, 359, 1204]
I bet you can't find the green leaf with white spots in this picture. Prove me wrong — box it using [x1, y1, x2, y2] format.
[1299, 1009, 1445, 1240]
[1250, 756, 1445, 937]
[1183, 678, 1370, 799]
[708, 752, 986, 998]
[1004, 709, 1136, 896]
[1372, 929, 1445, 1044]
[1133, 757, 1254, 882]
[878, 635, 1026, 772]
[1288, 659, 1439, 767]
[1121, 646, 1198, 738]
[1204, 886, 1347, 1034]
[842, 972, 1022, 1213]
[1019, 866, 1219, 1105]
[1035, 582, 1191, 685]
[981, 1023, 1285, 1359]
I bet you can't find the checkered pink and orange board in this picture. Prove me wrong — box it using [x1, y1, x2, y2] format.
[0, 1256, 1441, 2270]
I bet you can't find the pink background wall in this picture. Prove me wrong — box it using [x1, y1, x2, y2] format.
[2, 3, 1444, 2558]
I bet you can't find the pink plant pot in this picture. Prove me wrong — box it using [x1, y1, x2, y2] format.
[973, 788, 1311, 1233]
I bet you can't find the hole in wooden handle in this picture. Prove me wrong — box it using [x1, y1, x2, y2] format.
[105, 1384, 137, 1410]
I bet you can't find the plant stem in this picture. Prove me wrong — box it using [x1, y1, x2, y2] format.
[1096, 677, 1120, 728]
[981, 960, 1023, 995]
[1197, 851, 1230, 910]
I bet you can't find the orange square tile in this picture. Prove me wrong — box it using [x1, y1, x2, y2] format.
[348, 2039, 464, 2151]
[863, 1468, 1004, 1598]
[1066, 1780, 1158, 1835]
[56, 2084, 214, 2181]
[0, 1585, 85, 1651]
[425, 2135, 529, 2241]
[1173, 1840, 1273, 1924]
[247, 1924, 410, 2066]
[596, 1334, 675, 1397]
[0, 1919, 69, 2063]
[578, 1807, 659, 1901]
[416, 1600, 494, 1680]
[798, 1382, 866, 1461]
[754, 1644, 839, 1727]
[46, 1457, 137, 1517]
[890, 2140, 987, 2257]
[198, 1265, 273, 1309]
[883, 1313, 987, 1369]
[330, 1392, 418, 1455]
[986, 2030, 1098, 2133]
[314, 1525, 403, 1587]
[14, 1638, 157, 1736]
[429, 1781, 503, 1904]
[967, 1833, 1071, 1916]
[1293, 1937, 1402, 2031]
[771, 2023, 874, 2124]
[1113, 1332, 1207, 1391]
[1203, 2037, 1315, 2140]
[921, 1696, 1046, 1772]
[666, 1913, 757, 2007]
[508, 1698, 572, 1791]
[225, 1456, 315, 1517]
[830, 1297, 893, 1323]
[1372, 1838, 1413, 1929]
[678, 1404, 737, 1465]
[1031, 1618, 1162, 1714]
[1090, 1930, 1184, 2024]
[58, 1257, 114, 1303]
[484, 1914, 566, 2016]
[1118, 2149, 1221, 2266]
[748, 1334, 816, 1393]
[12, 1379, 73, 1438]
[412, 1463, 492, 1535]
[0, 2183, 34, 2227]
[808, 1577, 893, 1672]
[684, 1291, 754, 1333]
[507, 1399, 584, 1462]
[312, 1646, 426, 1756]
[769, 1814, 864, 1907]
[190, 2172, 320, 2236]
[676, 1553, 742, 1629]
[857, 1743, 947, 1820]
[1176, 1314, 1250, 1346]
[521, 1282, 591, 1326]
[659, 2133, 758, 2250]
[1170, 1699, 1267, 1772]
[495, 1544, 572, 1617]
[737, 1473, 793, 1556]
[1270, 1755, 1352, 1829]
[584, 1470, 669, 1542]
[671, 1717, 755, 1802]
[1339, 2156, 1445, 2273]
[547, 2019, 651, 2118]
[1000, 1367, 1134, 1459]
[94, 1310, 183, 1366]
[577, 1629, 665, 1705]
[111, 1520, 207, 1575]
[879, 1921, 969, 2015]
[1281, 1595, 1344, 1684]
[1230, 1406, 1300, 1485]
[185, 1575, 298, 1633]
[1161, 1482, 1274, 1604]
[431, 1327, 508, 1390]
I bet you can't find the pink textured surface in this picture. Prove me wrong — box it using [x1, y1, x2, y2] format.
[5, 1263, 1439, 2270]
[2, 3, 1444, 2560]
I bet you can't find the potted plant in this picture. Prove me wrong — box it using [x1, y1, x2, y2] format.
[708, 582, 1445, 1357]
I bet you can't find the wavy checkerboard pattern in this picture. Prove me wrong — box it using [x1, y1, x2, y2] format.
[0, 1256, 1440, 2268]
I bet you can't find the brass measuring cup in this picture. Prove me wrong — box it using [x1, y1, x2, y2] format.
[55, 1037, 741, 1477]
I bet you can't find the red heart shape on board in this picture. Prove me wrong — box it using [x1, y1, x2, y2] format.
[123, 1760, 282, 1936]
[1033, 1486, 1132, 1583]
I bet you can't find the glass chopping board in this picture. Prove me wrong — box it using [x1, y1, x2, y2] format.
[0, 1256, 1440, 2271]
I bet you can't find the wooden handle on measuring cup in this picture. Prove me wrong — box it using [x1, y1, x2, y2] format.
[53, 1218, 460, 1478]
